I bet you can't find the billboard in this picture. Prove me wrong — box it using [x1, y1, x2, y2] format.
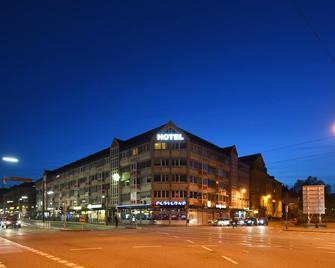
[302, 185, 325, 214]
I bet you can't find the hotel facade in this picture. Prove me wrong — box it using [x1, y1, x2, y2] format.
[36, 121, 280, 225]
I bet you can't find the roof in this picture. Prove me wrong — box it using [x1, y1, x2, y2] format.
[46, 121, 235, 177]
[239, 153, 263, 165]
[180, 128, 235, 157]
[48, 147, 110, 176]
[116, 123, 166, 150]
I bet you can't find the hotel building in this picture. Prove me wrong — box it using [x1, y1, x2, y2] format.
[36, 121, 279, 225]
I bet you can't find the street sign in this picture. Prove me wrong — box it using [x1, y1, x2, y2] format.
[79, 215, 85, 224]
[302, 185, 325, 214]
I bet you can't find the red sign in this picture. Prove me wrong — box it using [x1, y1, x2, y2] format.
[79, 215, 85, 224]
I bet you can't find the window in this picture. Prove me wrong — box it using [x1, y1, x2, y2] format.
[153, 174, 169, 182]
[132, 148, 138, 156]
[171, 174, 187, 183]
[155, 159, 169, 166]
[154, 142, 167, 150]
[208, 179, 217, 188]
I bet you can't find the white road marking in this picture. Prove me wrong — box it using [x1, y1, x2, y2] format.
[0, 237, 85, 268]
[70, 247, 102, 251]
[186, 240, 195, 244]
[222, 255, 238, 264]
[132, 245, 162, 248]
[201, 245, 213, 252]
[317, 246, 334, 250]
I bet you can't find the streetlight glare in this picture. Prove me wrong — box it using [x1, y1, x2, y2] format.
[112, 173, 120, 182]
[2, 156, 19, 163]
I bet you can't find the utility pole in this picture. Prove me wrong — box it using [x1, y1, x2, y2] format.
[42, 172, 47, 222]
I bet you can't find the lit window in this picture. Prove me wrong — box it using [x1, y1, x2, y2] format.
[132, 148, 138, 156]
[154, 143, 162, 150]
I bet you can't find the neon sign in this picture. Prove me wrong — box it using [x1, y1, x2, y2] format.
[156, 133, 184, 141]
[155, 201, 187, 206]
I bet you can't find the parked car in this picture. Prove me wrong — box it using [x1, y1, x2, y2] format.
[213, 218, 231, 226]
[0, 216, 21, 229]
[245, 217, 258, 226]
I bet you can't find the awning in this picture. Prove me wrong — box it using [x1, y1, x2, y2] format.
[117, 204, 151, 209]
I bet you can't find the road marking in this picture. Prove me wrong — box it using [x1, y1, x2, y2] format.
[201, 245, 213, 252]
[317, 246, 334, 250]
[0, 237, 85, 268]
[222, 255, 238, 264]
[186, 240, 195, 244]
[70, 247, 102, 251]
[132, 245, 162, 248]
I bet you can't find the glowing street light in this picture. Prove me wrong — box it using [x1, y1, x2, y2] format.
[47, 190, 54, 195]
[112, 173, 120, 182]
[2, 156, 19, 163]
[241, 188, 246, 194]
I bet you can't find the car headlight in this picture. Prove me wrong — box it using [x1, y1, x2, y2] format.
[259, 219, 264, 224]
[17, 220, 22, 225]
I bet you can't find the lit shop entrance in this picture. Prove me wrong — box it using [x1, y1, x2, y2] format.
[152, 201, 187, 225]
[117, 204, 152, 224]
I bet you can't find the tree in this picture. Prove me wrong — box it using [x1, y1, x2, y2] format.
[291, 176, 331, 195]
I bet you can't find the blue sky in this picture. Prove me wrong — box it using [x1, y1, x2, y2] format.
[1, 0, 334, 190]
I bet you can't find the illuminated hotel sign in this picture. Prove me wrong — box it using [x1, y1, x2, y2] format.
[156, 133, 184, 141]
[155, 201, 187, 206]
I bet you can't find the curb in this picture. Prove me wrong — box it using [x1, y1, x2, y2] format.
[284, 229, 335, 234]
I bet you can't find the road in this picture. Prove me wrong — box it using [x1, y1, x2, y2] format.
[0, 225, 335, 268]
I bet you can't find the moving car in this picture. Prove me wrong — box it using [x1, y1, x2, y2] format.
[213, 218, 231, 226]
[245, 217, 258, 226]
[257, 217, 268, 226]
[0, 216, 22, 229]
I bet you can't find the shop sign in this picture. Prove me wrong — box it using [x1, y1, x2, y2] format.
[216, 204, 227, 209]
[155, 201, 187, 206]
[156, 133, 184, 141]
[87, 204, 102, 209]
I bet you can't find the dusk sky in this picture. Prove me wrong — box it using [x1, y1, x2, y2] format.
[1, 0, 334, 190]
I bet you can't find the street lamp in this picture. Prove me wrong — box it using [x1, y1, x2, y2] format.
[1, 156, 19, 163]
[112, 173, 120, 182]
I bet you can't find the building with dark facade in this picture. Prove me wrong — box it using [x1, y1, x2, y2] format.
[36, 122, 281, 224]
[1, 182, 36, 217]
[239, 154, 282, 218]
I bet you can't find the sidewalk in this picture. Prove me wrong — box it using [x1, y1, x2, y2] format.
[270, 221, 335, 233]
[24, 220, 122, 231]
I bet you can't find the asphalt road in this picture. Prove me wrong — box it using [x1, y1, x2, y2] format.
[0, 225, 335, 268]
